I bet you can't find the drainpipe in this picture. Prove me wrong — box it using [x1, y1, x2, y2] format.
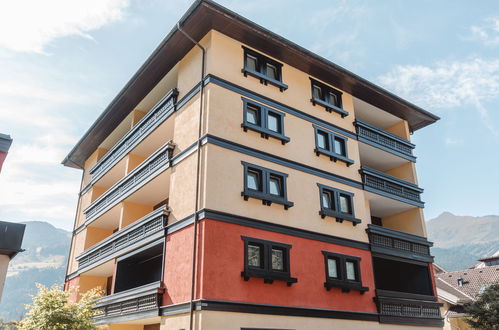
[176, 22, 206, 330]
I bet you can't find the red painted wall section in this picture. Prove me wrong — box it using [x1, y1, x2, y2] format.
[428, 263, 437, 296]
[163, 224, 195, 306]
[0, 152, 7, 173]
[65, 276, 80, 303]
[198, 219, 377, 313]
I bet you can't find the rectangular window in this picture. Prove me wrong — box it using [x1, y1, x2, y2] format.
[243, 46, 288, 91]
[313, 126, 353, 166]
[242, 99, 290, 144]
[322, 251, 367, 293]
[310, 78, 348, 117]
[242, 162, 294, 209]
[317, 183, 360, 225]
[242, 236, 297, 286]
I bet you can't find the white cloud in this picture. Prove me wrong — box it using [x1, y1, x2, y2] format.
[378, 58, 499, 136]
[0, 0, 129, 53]
[467, 17, 499, 46]
[444, 137, 462, 146]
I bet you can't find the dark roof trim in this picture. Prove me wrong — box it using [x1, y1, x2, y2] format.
[63, 0, 439, 168]
[0, 133, 12, 153]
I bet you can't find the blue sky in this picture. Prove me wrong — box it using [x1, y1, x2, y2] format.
[1, 0, 499, 230]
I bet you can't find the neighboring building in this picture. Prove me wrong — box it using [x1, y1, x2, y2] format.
[0, 133, 12, 173]
[62, 1, 442, 329]
[0, 134, 26, 302]
[436, 252, 499, 330]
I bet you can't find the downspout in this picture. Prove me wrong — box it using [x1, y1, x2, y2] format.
[176, 22, 206, 330]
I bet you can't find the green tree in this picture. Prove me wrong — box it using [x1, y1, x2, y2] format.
[464, 282, 499, 330]
[17, 283, 101, 330]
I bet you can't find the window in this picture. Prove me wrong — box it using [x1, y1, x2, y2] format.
[317, 184, 360, 225]
[242, 236, 297, 286]
[310, 78, 348, 117]
[313, 126, 353, 166]
[242, 46, 288, 91]
[242, 99, 290, 144]
[322, 251, 368, 293]
[242, 162, 294, 209]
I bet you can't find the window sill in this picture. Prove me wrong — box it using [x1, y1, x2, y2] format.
[324, 280, 369, 293]
[314, 148, 354, 166]
[242, 68, 288, 91]
[311, 98, 349, 117]
[319, 210, 361, 226]
[242, 190, 294, 210]
[241, 123, 290, 145]
[241, 270, 298, 287]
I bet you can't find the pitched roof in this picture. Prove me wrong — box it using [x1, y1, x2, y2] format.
[0, 133, 12, 153]
[62, 0, 439, 169]
[436, 265, 499, 301]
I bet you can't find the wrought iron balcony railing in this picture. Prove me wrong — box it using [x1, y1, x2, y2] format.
[89, 88, 178, 182]
[84, 142, 174, 223]
[375, 290, 443, 327]
[93, 282, 163, 323]
[355, 120, 415, 161]
[359, 166, 423, 207]
[76, 207, 169, 272]
[366, 225, 433, 263]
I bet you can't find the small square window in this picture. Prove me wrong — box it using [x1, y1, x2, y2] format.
[248, 244, 263, 268]
[247, 169, 262, 191]
[242, 100, 289, 144]
[243, 47, 287, 91]
[339, 194, 352, 214]
[242, 236, 297, 286]
[327, 257, 339, 279]
[313, 126, 352, 166]
[269, 174, 283, 196]
[246, 54, 258, 72]
[317, 131, 329, 150]
[267, 112, 281, 133]
[334, 137, 346, 157]
[246, 104, 261, 125]
[310, 78, 347, 117]
[346, 260, 357, 281]
[317, 184, 359, 225]
[271, 247, 285, 271]
[242, 162, 293, 209]
[266, 63, 279, 81]
[322, 251, 367, 293]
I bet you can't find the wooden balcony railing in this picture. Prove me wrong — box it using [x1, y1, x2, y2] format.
[375, 290, 443, 327]
[84, 142, 174, 223]
[360, 166, 423, 207]
[355, 120, 415, 161]
[93, 282, 163, 323]
[77, 207, 169, 271]
[366, 225, 433, 263]
[89, 88, 178, 182]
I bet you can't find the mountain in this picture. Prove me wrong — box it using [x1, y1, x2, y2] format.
[0, 221, 70, 321]
[427, 212, 499, 271]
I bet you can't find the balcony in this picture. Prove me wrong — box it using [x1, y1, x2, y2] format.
[93, 282, 163, 324]
[355, 120, 415, 161]
[84, 142, 174, 224]
[89, 88, 178, 183]
[366, 225, 433, 263]
[360, 166, 423, 208]
[375, 290, 443, 327]
[76, 207, 169, 273]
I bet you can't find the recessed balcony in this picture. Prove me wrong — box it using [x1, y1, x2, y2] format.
[375, 290, 443, 327]
[366, 225, 433, 263]
[76, 206, 169, 273]
[83, 142, 174, 225]
[355, 120, 415, 162]
[360, 166, 423, 208]
[93, 282, 163, 324]
[89, 88, 178, 184]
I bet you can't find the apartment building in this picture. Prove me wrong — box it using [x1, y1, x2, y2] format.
[63, 1, 442, 329]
